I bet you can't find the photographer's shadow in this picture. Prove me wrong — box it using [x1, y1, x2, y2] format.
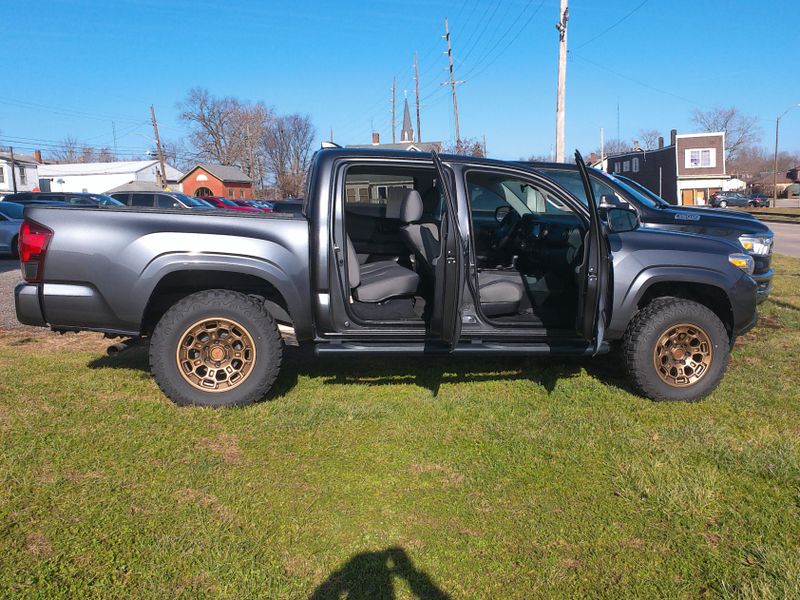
[310, 546, 450, 600]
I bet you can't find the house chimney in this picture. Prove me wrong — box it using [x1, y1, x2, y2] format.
[34, 149, 42, 163]
[372, 132, 380, 145]
[670, 129, 677, 146]
[658, 136, 664, 149]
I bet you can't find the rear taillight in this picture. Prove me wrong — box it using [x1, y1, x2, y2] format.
[19, 220, 53, 283]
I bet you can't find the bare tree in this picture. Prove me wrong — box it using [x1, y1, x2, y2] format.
[177, 87, 272, 171]
[594, 138, 630, 156]
[96, 147, 114, 162]
[49, 136, 81, 162]
[261, 114, 315, 198]
[443, 138, 485, 157]
[689, 106, 761, 161]
[637, 129, 661, 150]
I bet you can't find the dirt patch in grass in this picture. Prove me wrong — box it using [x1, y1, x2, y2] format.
[196, 433, 242, 464]
[24, 532, 53, 558]
[410, 463, 465, 486]
[174, 488, 240, 525]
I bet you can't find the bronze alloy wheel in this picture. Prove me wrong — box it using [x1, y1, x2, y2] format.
[653, 323, 713, 387]
[176, 317, 256, 392]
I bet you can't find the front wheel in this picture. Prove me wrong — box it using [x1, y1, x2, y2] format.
[150, 290, 282, 407]
[623, 298, 729, 402]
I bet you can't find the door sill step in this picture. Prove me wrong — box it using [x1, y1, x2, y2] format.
[315, 341, 609, 356]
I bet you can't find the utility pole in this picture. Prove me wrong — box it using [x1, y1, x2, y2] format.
[413, 51, 422, 143]
[111, 121, 118, 157]
[9, 146, 18, 193]
[483, 134, 487, 157]
[555, 0, 568, 162]
[772, 104, 800, 208]
[150, 104, 168, 190]
[392, 77, 397, 144]
[330, 127, 334, 143]
[600, 127, 605, 170]
[442, 18, 464, 150]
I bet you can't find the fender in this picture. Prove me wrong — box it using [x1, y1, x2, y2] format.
[130, 252, 312, 339]
[607, 265, 735, 338]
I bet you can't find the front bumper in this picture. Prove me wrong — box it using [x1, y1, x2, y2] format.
[15, 283, 46, 327]
[752, 268, 773, 303]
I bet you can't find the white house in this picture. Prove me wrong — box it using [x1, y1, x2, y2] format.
[0, 151, 40, 196]
[37, 160, 183, 194]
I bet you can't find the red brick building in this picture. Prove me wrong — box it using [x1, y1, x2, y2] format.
[179, 164, 253, 199]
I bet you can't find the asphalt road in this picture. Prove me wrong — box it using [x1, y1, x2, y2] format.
[767, 222, 800, 258]
[0, 258, 24, 329]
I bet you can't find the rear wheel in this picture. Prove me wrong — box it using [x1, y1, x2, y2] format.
[719, 200, 727, 208]
[150, 290, 282, 407]
[623, 298, 729, 402]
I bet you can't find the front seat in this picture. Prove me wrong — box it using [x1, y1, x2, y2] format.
[398, 189, 524, 317]
[346, 236, 419, 303]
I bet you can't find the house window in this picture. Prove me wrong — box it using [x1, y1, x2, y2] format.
[227, 188, 233, 197]
[18, 166, 27, 185]
[0, 166, 4, 184]
[622, 161, 630, 172]
[632, 157, 640, 173]
[194, 187, 213, 197]
[685, 148, 715, 169]
[614, 162, 621, 174]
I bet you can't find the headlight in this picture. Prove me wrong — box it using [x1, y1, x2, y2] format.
[729, 253, 755, 275]
[739, 235, 773, 256]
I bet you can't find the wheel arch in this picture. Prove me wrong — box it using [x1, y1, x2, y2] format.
[136, 255, 310, 338]
[609, 267, 735, 339]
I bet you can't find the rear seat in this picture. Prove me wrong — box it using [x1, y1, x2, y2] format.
[346, 236, 419, 303]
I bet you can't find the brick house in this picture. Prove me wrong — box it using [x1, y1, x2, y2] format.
[179, 164, 253, 199]
[603, 130, 729, 206]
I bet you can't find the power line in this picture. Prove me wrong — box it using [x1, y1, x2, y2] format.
[570, 0, 651, 52]
[0, 96, 144, 124]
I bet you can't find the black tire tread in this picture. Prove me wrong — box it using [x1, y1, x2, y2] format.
[623, 297, 729, 402]
[149, 289, 282, 407]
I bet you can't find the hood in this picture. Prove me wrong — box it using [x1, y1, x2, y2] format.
[647, 204, 771, 235]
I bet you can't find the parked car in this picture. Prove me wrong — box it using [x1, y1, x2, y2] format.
[1, 191, 123, 207]
[270, 199, 304, 214]
[524, 165, 774, 302]
[245, 200, 274, 212]
[747, 193, 769, 208]
[0, 201, 24, 257]
[16, 149, 758, 407]
[230, 199, 271, 212]
[199, 196, 261, 212]
[709, 191, 754, 208]
[110, 191, 214, 210]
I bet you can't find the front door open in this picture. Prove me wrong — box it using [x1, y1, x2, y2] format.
[429, 150, 464, 349]
[574, 150, 612, 354]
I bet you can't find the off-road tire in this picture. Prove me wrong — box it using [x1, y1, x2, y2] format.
[150, 290, 282, 407]
[623, 298, 729, 402]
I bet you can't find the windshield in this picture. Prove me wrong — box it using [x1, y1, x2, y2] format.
[610, 175, 670, 208]
[0, 203, 24, 219]
[540, 167, 667, 210]
[173, 193, 212, 208]
[86, 194, 124, 206]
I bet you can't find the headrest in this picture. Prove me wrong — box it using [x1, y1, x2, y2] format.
[400, 189, 423, 223]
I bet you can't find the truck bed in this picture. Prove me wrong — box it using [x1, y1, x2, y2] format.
[18, 205, 312, 336]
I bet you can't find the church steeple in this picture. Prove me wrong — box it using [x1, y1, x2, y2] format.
[400, 98, 414, 143]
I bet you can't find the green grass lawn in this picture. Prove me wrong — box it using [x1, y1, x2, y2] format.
[2, 257, 800, 599]
[738, 207, 800, 224]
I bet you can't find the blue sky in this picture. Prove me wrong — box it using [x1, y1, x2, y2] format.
[3, 0, 798, 161]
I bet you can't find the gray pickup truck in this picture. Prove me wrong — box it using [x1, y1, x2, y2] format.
[15, 149, 758, 406]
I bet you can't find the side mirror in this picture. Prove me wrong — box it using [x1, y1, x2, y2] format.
[599, 194, 623, 210]
[495, 205, 512, 223]
[606, 207, 639, 233]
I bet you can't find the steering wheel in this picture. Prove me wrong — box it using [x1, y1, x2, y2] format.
[491, 207, 522, 252]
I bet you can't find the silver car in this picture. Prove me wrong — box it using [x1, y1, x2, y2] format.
[0, 202, 24, 257]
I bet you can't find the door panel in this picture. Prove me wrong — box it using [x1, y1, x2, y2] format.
[574, 151, 612, 354]
[429, 151, 463, 348]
